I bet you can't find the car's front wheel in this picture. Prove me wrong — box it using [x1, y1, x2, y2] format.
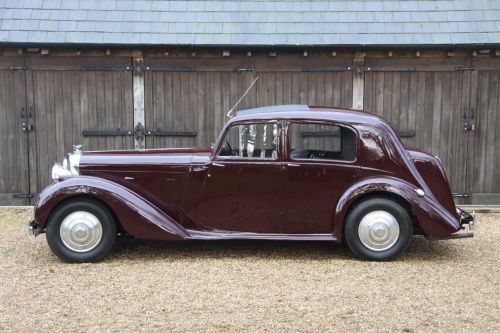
[46, 198, 116, 263]
[344, 197, 413, 261]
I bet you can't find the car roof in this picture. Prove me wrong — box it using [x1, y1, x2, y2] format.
[232, 104, 384, 126]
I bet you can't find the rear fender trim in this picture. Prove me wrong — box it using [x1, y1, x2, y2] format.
[334, 177, 461, 242]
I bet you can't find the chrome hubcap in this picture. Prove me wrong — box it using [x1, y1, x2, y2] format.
[60, 211, 102, 252]
[358, 211, 400, 251]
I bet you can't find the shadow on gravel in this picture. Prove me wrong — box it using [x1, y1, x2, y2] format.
[109, 235, 463, 262]
[112, 238, 353, 261]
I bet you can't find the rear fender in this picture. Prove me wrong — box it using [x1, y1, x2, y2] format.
[333, 176, 461, 242]
[34, 176, 189, 240]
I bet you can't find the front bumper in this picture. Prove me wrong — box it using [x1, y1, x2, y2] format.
[427, 209, 475, 240]
[28, 220, 44, 237]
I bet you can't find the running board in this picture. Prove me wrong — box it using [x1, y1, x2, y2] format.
[187, 230, 337, 241]
[426, 232, 474, 240]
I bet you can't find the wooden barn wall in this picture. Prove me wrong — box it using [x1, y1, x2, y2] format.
[0, 49, 498, 205]
[363, 57, 473, 203]
[143, 54, 353, 149]
[0, 56, 29, 205]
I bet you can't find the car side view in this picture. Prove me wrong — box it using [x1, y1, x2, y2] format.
[29, 105, 475, 262]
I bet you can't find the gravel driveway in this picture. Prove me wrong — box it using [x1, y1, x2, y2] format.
[0, 207, 498, 332]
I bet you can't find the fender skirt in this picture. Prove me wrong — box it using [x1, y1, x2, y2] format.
[34, 176, 189, 240]
[333, 177, 461, 242]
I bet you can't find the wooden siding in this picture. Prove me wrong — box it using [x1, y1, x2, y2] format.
[0, 57, 29, 205]
[363, 57, 475, 202]
[28, 56, 134, 194]
[469, 58, 500, 198]
[0, 50, 499, 204]
[144, 68, 352, 149]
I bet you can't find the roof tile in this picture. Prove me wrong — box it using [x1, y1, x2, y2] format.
[1, 19, 21, 30]
[0, 0, 498, 46]
[45, 30, 65, 42]
[24, 0, 43, 8]
[41, 0, 60, 9]
[38, 19, 58, 30]
[57, 20, 77, 31]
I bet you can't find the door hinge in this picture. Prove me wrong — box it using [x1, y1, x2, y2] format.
[80, 65, 195, 73]
[396, 130, 416, 138]
[303, 66, 354, 72]
[143, 65, 195, 72]
[14, 193, 33, 199]
[456, 66, 474, 71]
[82, 127, 197, 137]
[364, 66, 416, 72]
[145, 129, 197, 137]
[8, 65, 28, 71]
[234, 67, 255, 73]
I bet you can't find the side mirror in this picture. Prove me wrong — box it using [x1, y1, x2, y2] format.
[210, 142, 215, 151]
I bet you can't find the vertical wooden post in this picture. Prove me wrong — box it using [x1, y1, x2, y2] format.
[352, 51, 365, 110]
[132, 50, 145, 149]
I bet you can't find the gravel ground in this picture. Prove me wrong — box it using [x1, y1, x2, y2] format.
[0, 207, 498, 332]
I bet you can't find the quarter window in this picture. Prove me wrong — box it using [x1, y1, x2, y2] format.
[219, 123, 278, 159]
[289, 122, 356, 161]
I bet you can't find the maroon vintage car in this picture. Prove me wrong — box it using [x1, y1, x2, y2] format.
[29, 105, 475, 262]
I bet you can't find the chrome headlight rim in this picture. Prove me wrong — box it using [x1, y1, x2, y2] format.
[52, 150, 81, 181]
[51, 163, 72, 181]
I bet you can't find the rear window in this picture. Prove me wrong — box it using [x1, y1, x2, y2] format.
[289, 122, 356, 161]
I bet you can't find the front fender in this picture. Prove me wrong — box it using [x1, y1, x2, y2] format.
[34, 176, 189, 240]
[333, 176, 461, 241]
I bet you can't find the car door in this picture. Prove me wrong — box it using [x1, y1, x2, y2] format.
[195, 120, 284, 233]
[285, 121, 360, 234]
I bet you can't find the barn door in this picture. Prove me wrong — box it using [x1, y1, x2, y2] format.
[363, 57, 472, 204]
[144, 64, 258, 149]
[467, 57, 500, 204]
[0, 57, 31, 205]
[28, 55, 134, 195]
[143, 54, 354, 150]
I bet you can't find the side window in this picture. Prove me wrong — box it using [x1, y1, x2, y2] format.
[219, 123, 279, 159]
[289, 122, 356, 161]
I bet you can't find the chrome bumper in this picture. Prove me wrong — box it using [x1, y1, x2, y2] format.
[28, 220, 44, 237]
[427, 210, 475, 240]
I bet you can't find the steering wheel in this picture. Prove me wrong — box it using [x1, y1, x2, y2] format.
[225, 139, 238, 156]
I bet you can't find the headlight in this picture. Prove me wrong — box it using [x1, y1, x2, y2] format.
[51, 163, 72, 181]
[51, 147, 81, 181]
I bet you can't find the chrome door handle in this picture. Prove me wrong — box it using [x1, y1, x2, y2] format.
[212, 162, 225, 167]
[287, 163, 301, 167]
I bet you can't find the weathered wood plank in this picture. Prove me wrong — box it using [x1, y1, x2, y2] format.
[406, 73, 417, 146]
[205, 72, 215, 144]
[415, 72, 425, 148]
[494, 71, 500, 195]
[484, 71, 498, 193]
[291, 72, 300, 104]
[196, 72, 206, 146]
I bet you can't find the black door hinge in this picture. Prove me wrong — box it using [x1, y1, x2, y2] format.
[14, 193, 33, 199]
[303, 66, 354, 72]
[456, 66, 474, 71]
[234, 67, 255, 73]
[80, 65, 195, 73]
[8, 65, 28, 71]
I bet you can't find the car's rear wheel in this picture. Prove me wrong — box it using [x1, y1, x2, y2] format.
[46, 199, 116, 263]
[344, 197, 412, 261]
